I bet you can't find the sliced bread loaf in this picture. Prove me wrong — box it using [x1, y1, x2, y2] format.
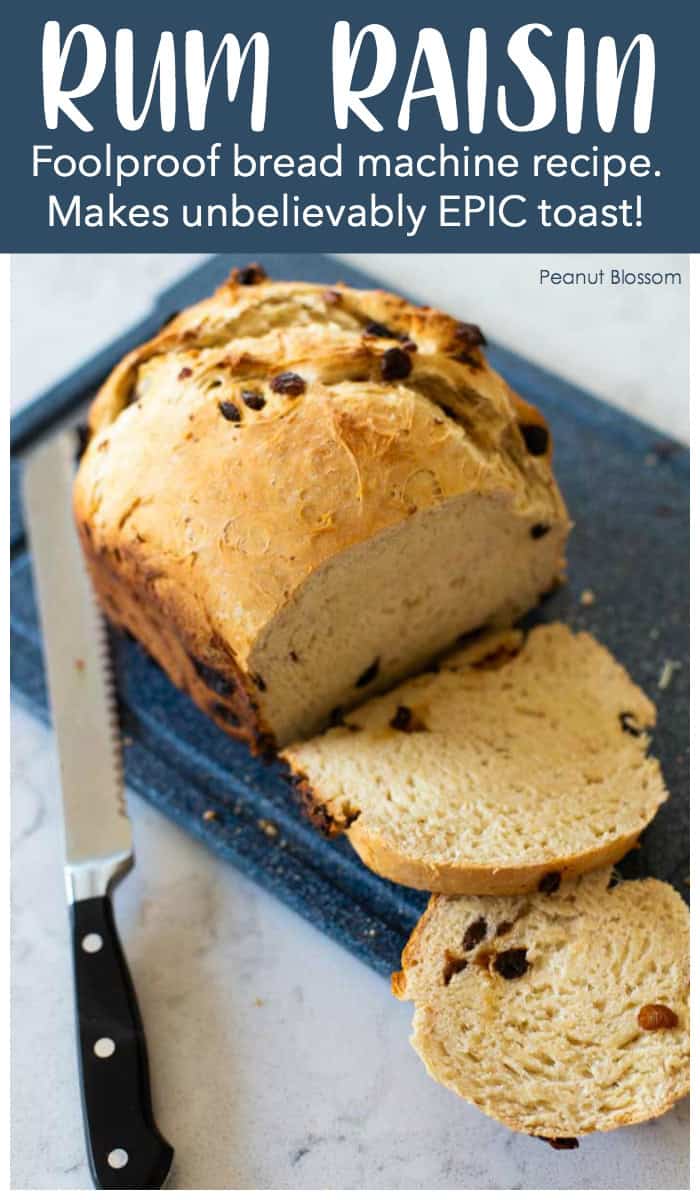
[74, 266, 569, 751]
[392, 869, 689, 1139]
[283, 624, 667, 894]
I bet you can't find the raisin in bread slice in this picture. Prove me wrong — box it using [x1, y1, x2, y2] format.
[282, 624, 666, 894]
[392, 869, 689, 1140]
[74, 265, 568, 752]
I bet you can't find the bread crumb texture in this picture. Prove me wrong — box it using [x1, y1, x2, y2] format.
[283, 624, 666, 893]
[394, 869, 689, 1138]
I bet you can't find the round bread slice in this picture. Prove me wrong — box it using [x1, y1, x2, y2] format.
[392, 869, 689, 1140]
[283, 624, 667, 895]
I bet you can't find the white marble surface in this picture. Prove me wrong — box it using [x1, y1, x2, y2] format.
[11, 253, 689, 1189]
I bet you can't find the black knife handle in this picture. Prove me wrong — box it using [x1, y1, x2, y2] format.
[70, 896, 174, 1189]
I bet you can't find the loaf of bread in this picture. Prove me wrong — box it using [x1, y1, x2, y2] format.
[392, 869, 689, 1140]
[283, 624, 666, 894]
[74, 265, 569, 751]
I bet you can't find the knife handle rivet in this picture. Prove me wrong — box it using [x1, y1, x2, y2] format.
[107, 1148, 129, 1170]
[81, 933, 103, 953]
[94, 1037, 116, 1059]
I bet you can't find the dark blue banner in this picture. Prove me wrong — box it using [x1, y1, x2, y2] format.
[1, 1, 697, 250]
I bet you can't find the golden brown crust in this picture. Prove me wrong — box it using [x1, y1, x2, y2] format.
[351, 824, 643, 897]
[75, 267, 568, 749]
[285, 768, 348, 836]
[391, 894, 443, 999]
[77, 518, 275, 755]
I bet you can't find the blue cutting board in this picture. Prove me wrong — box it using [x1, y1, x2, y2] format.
[10, 254, 689, 976]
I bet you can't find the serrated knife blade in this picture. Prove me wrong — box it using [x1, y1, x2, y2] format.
[23, 431, 132, 900]
[22, 429, 174, 1190]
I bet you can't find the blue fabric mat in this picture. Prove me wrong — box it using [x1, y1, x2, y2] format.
[10, 254, 689, 975]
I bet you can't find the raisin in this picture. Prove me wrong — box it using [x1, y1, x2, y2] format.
[619, 711, 642, 737]
[191, 656, 234, 698]
[454, 350, 481, 368]
[638, 1003, 678, 1031]
[520, 423, 549, 456]
[219, 400, 241, 422]
[538, 871, 561, 895]
[439, 403, 459, 421]
[443, 950, 468, 986]
[235, 263, 267, 285]
[341, 803, 361, 828]
[457, 625, 487, 646]
[271, 371, 306, 396]
[539, 1137, 579, 1150]
[366, 320, 400, 339]
[496, 920, 514, 937]
[242, 390, 266, 410]
[289, 649, 299, 663]
[390, 705, 412, 731]
[178, 366, 193, 380]
[473, 646, 520, 671]
[381, 347, 412, 381]
[389, 705, 426, 733]
[494, 948, 529, 979]
[212, 703, 241, 727]
[530, 523, 551, 540]
[355, 658, 380, 687]
[462, 916, 487, 951]
[454, 321, 486, 349]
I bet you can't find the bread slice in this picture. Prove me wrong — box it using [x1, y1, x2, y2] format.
[283, 624, 667, 894]
[74, 266, 569, 752]
[392, 869, 689, 1140]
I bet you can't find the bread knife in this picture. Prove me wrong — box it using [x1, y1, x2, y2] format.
[22, 431, 174, 1190]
